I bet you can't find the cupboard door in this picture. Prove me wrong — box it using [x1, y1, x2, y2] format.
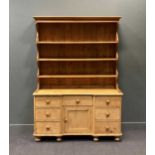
[64, 107, 92, 133]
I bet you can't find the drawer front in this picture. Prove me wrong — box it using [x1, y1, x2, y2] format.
[95, 108, 120, 121]
[35, 108, 61, 121]
[95, 96, 121, 108]
[35, 122, 61, 134]
[35, 96, 62, 107]
[63, 96, 92, 106]
[95, 122, 121, 134]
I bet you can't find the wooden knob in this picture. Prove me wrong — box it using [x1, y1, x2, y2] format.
[46, 112, 50, 117]
[46, 126, 50, 130]
[46, 100, 50, 105]
[76, 99, 80, 104]
[106, 99, 110, 105]
[64, 119, 67, 123]
[105, 112, 110, 118]
[105, 127, 110, 132]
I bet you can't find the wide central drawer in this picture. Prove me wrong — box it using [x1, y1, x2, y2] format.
[63, 96, 92, 106]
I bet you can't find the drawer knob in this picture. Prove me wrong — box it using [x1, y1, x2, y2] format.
[46, 100, 51, 105]
[106, 99, 110, 105]
[46, 126, 50, 130]
[46, 112, 50, 117]
[105, 127, 110, 132]
[76, 99, 80, 104]
[64, 119, 68, 123]
[105, 113, 110, 118]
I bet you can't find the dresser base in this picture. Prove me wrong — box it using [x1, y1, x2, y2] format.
[33, 89, 123, 142]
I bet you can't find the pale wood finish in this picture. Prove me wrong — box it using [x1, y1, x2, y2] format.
[95, 121, 121, 134]
[94, 96, 121, 107]
[38, 58, 118, 61]
[33, 89, 123, 96]
[35, 108, 61, 121]
[33, 17, 123, 141]
[35, 96, 62, 107]
[37, 41, 118, 44]
[33, 16, 121, 21]
[38, 75, 117, 78]
[35, 122, 61, 134]
[95, 108, 120, 121]
[33, 94, 122, 137]
[63, 96, 92, 106]
[64, 106, 92, 133]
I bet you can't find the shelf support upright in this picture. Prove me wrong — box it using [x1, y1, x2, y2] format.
[36, 23, 40, 89]
[116, 23, 119, 89]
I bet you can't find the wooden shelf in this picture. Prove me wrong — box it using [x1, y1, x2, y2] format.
[33, 16, 121, 21]
[33, 88, 123, 96]
[38, 75, 117, 78]
[35, 16, 120, 89]
[38, 58, 118, 61]
[37, 41, 118, 44]
[36, 20, 119, 24]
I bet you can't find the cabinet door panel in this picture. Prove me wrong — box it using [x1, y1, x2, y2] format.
[64, 107, 92, 133]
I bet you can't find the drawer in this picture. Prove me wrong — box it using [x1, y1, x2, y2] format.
[95, 96, 121, 107]
[95, 108, 120, 121]
[35, 96, 62, 107]
[63, 96, 92, 106]
[35, 122, 61, 134]
[35, 108, 61, 121]
[95, 121, 121, 134]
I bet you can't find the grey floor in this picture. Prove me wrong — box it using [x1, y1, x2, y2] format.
[10, 124, 146, 155]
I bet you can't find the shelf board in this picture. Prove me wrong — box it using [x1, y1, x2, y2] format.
[37, 41, 118, 44]
[38, 58, 118, 61]
[38, 75, 117, 78]
[33, 88, 123, 96]
[36, 20, 119, 24]
[33, 16, 121, 21]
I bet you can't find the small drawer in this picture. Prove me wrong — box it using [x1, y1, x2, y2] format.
[95, 96, 121, 107]
[95, 108, 120, 121]
[35, 108, 61, 121]
[35, 122, 61, 134]
[63, 96, 92, 106]
[95, 121, 121, 134]
[35, 96, 62, 107]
